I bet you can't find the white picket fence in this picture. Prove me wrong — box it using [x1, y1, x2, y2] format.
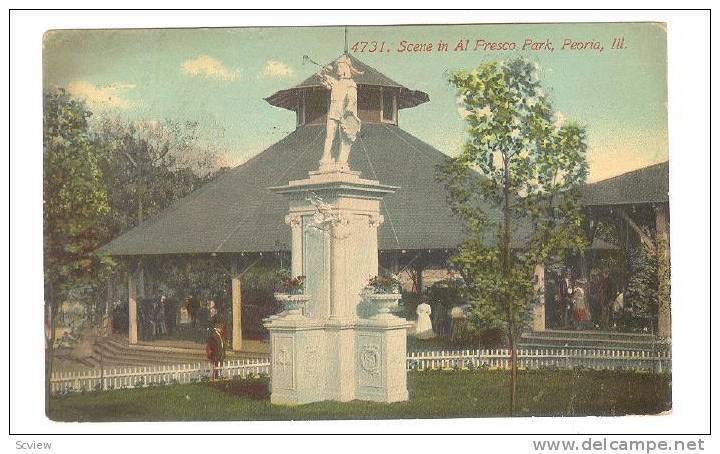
[407, 348, 671, 373]
[50, 358, 269, 395]
[51, 348, 670, 395]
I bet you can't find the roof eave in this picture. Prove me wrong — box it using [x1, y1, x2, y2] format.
[265, 85, 430, 111]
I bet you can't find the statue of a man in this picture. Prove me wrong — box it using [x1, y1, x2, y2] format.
[317, 55, 364, 170]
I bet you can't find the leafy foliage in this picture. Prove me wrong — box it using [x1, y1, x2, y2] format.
[43, 88, 223, 341]
[626, 229, 665, 323]
[426, 278, 466, 308]
[442, 58, 588, 340]
[150, 255, 231, 302]
[43, 89, 114, 309]
[441, 59, 589, 412]
[94, 117, 218, 234]
[43, 88, 115, 409]
[242, 261, 286, 308]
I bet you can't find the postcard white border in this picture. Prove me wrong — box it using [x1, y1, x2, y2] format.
[5, 6, 712, 448]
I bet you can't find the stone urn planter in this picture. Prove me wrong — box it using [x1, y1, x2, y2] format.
[274, 293, 311, 318]
[362, 290, 402, 319]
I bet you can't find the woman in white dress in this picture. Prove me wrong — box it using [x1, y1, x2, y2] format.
[415, 301, 436, 339]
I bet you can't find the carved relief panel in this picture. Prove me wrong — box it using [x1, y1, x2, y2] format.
[272, 335, 295, 390]
[357, 333, 383, 389]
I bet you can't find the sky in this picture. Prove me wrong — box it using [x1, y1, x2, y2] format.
[43, 23, 668, 182]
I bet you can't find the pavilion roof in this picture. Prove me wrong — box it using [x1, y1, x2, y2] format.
[99, 125, 653, 257]
[100, 123, 471, 256]
[581, 161, 669, 207]
[99, 130, 665, 257]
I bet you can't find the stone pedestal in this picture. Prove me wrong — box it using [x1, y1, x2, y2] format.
[264, 316, 326, 405]
[356, 315, 409, 403]
[264, 168, 410, 404]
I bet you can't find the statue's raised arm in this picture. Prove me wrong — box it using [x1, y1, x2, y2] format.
[317, 65, 337, 90]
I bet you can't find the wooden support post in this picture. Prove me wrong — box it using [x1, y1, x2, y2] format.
[128, 270, 138, 345]
[414, 263, 425, 294]
[137, 262, 146, 298]
[391, 253, 400, 275]
[231, 260, 243, 352]
[656, 203, 671, 338]
[616, 207, 654, 250]
[532, 263, 546, 332]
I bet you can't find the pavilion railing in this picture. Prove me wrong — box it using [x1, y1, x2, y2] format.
[50, 347, 670, 395]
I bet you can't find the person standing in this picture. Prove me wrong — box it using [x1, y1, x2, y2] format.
[558, 269, 574, 328]
[612, 291, 625, 329]
[156, 295, 168, 337]
[596, 270, 612, 330]
[205, 323, 225, 380]
[572, 279, 590, 330]
[163, 295, 175, 336]
[208, 300, 218, 323]
[415, 299, 436, 340]
[185, 296, 200, 328]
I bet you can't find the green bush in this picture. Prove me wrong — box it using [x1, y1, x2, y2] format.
[399, 292, 423, 320]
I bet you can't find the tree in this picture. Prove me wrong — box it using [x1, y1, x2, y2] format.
[43, 90, 224, 403]
[626, 226, 670, 332]
[89, 116, 219, 322]
[43, 89, 113, 411]
[441, 59, 588, 415]
[94, 117, 218, 234]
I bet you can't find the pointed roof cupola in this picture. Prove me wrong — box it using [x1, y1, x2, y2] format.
[265, 54, 429, 127]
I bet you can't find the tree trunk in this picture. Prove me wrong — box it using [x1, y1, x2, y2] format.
[508, 331, 518, 415]
[501, 159, 517, 416]
[45, 282, 59, 417]
[45, 336, 52, 416]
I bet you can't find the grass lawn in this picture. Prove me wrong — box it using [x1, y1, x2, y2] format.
[48, 370, 671, 422]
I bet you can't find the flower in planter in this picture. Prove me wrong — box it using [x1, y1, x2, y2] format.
[276, 273, 306, 295]
[366, 274, 401, 294]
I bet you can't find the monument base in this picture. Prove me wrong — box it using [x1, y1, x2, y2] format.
[263, 315, 325, 406]
[264, 313, 410, 405]
[355, 316, 410, 403]
[267, 167, 407, 405]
